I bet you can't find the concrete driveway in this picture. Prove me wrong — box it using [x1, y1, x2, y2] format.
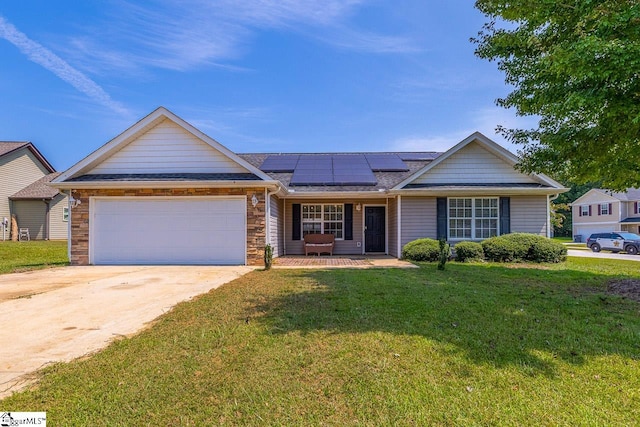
[0, 265, 252, 398]
[568, 249, 640, 262]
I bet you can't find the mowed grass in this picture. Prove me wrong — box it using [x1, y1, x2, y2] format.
[0, 240, 68, 274]
[3, 258, 640, 425]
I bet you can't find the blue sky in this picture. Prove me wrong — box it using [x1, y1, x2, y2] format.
[0, 1, 534, 171]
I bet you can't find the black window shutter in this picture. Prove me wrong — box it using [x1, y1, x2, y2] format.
[598, 205, 601, 215]
[589, 205, 592, 216]
[436, 198, 447, 240]
[499, 197, 511, 235]
[344, 204, 353, 240]
[608, 203, 612, 214]
[292, 204, 301, 241]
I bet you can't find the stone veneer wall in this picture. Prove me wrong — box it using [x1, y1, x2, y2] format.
[69, 187, 266, 266]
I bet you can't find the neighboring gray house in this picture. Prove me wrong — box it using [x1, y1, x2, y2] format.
[0, 142, 68, 240]
[572, 188, 640, 238]
[51, 107, 567, 266]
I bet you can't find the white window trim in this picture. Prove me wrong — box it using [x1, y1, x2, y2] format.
[62, 206, 69, 222]
[600, 203, 610, 215]
[448, 197, 500, 241]
[301, 203, 345, 240]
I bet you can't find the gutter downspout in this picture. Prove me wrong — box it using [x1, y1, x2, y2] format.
[44, 199, 51, 240]
[548, 194, 559, 238]
[265, 188, 280, 254]
[64, 190, 72, 261]
[397, 195, 402, 257]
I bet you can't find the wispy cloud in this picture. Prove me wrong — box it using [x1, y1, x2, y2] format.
[65, 0, 416, 73]
[0, 15, 129, 116]
[391, 106, 539, 153]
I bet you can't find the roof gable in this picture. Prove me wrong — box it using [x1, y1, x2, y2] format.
[86, 118, 249, 174]
[395, 132, 563, 190]
[572, 189, 621, 205]
[54, 107, 272, 182]
[0, 141, 55, 173]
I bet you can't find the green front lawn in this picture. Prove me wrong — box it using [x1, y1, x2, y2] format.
[0, 240, 68, 274]
[3, 258, 640, 425]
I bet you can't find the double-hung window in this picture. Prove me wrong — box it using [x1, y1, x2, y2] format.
[302, 204, 344, 239]
[599, 203, 610, 215]
[580, 205, 590, 216]
[448, 198, 498, 239]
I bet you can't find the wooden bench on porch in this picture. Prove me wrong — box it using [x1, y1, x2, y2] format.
[304, 233, 335, 256]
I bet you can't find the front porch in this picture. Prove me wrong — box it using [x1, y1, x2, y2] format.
[273, 254, 416, 269]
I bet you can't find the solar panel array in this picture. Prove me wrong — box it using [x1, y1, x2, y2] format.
[291, 155, 334, 185]
[259, 152, 436, 186]
[332, 155, 376, 185]
[364, 154, 409, 171]
[259, 154, 300, 172]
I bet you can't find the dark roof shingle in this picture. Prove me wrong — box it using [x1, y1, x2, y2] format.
[67, 173, 262, 182]
[238, 152, 436, 192]
[0, 141, 30, 157]
[10, 173, 62, 200]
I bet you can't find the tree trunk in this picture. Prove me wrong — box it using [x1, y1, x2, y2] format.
[11, 214, 18, 241]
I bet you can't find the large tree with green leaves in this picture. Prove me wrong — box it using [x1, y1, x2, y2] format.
[473, 0, 640, 190]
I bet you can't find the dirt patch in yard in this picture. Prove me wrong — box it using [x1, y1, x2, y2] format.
[607, 279, 640, 302]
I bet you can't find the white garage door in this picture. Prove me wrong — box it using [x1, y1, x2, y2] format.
[91, 197, 246, 265]
[575, 225, 616, 240]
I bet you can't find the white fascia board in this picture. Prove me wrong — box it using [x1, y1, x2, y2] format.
[392, 132, 564, 190]
[573, 220, 620, 226]
[53, 107, 273, 183]
[569, 188, 616, 206]
[391, 187, 568, 197]
[159, 108, 274, 181]
[53, 108, 168, 183]
[282, 190, 391, 199]
[49, 180, 282, 190]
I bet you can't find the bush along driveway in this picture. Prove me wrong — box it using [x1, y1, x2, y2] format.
[2, 258, 639, 425]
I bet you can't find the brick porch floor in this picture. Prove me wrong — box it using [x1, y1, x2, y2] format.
[273, 255, 417, 269]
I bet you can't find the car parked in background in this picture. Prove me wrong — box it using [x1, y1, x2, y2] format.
[586, 232, 640, 255]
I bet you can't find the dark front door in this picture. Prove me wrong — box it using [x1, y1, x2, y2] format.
[364, 206, 385, 252]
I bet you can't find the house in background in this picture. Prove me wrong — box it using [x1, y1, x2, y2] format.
[51, 107, 567, 266]
[0, 142, 68, 240]
[571, 188, 640, 239]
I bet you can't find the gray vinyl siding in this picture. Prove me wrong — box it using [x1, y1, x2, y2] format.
[388, 197, 398, 257]
[269, 196, 284, 257]
[510, 196, 548, 236]
[400, 197, 437, 251]
[284, 198, 388, 255]
[12, 200, 46, 239]
[0, 148, 50, 221]
[48, 194, 68, 240]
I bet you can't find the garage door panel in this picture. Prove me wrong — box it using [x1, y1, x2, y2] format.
[92, 198, 246, 265]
